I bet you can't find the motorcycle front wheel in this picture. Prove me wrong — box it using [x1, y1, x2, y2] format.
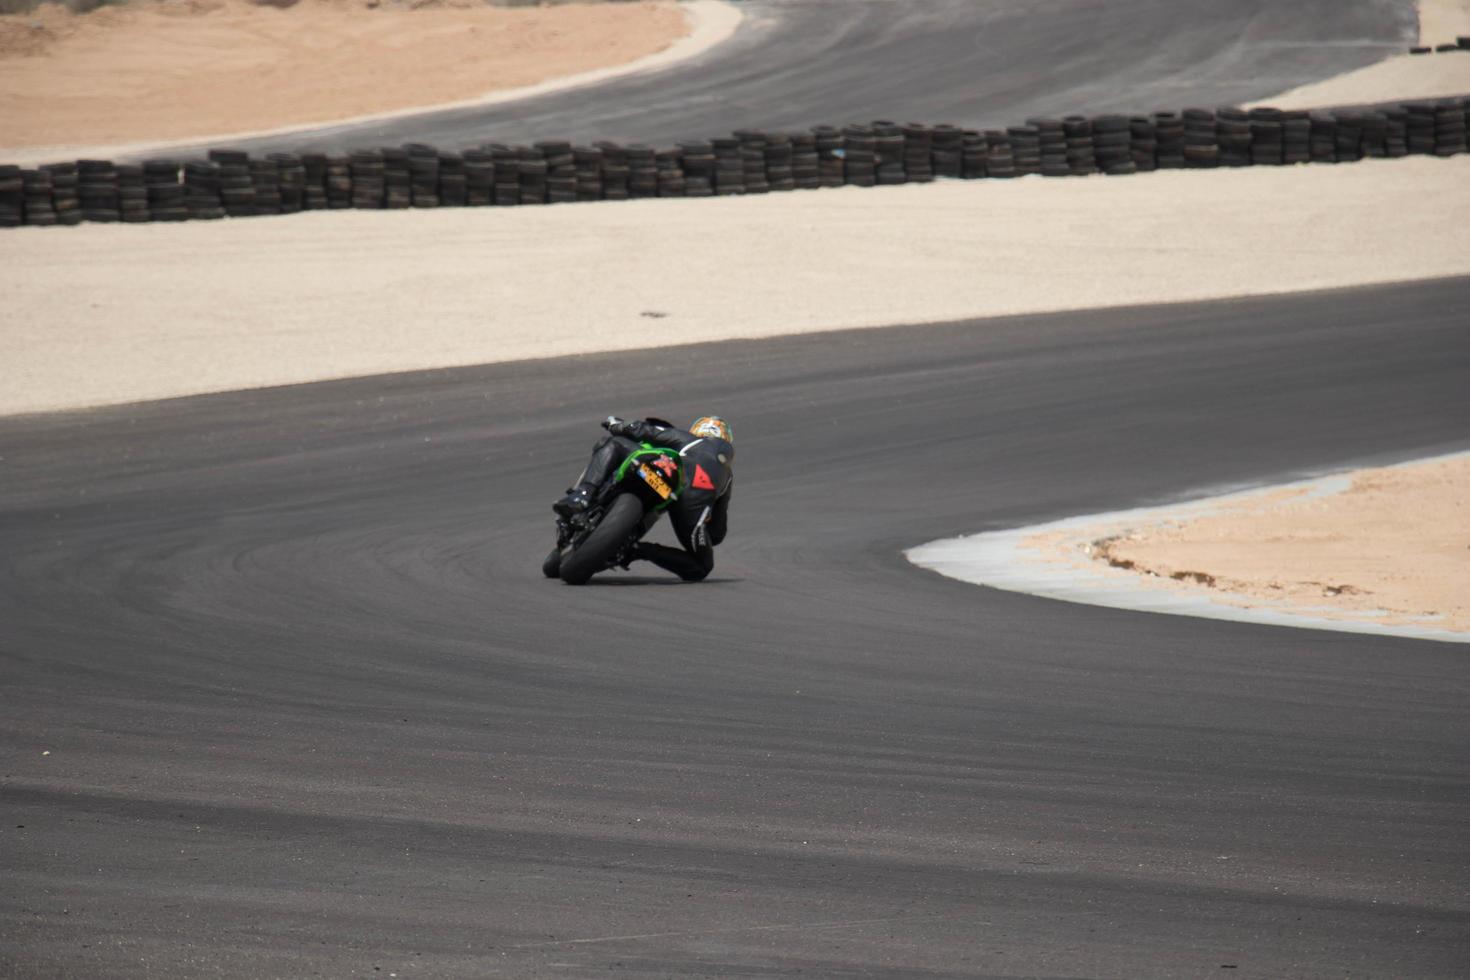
[558, 493, 644, 585]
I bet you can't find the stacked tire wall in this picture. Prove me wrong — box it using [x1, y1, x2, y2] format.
[3, 96, 1468, 229]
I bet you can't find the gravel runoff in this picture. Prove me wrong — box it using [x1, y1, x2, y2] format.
[0, 0, 741, 168]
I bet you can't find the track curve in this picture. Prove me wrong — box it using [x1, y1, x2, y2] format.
[186, 0, 1415, 157]
[4, 278, 1468, 977]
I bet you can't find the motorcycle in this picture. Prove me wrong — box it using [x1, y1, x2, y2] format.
[543, 440, 686, 585]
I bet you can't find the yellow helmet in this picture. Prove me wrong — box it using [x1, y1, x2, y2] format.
[689, 416, 732, 443]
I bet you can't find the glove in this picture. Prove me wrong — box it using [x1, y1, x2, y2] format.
[602, 415, 625, 434]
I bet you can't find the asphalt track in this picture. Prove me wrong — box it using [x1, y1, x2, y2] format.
[3, 278, 1469, 977]
[189, 0, 1416, 157]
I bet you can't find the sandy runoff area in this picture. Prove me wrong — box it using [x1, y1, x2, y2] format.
[0, 0, 689, 150]
[1029, 454, 1470, 638]
[4, 154, 1469, 418]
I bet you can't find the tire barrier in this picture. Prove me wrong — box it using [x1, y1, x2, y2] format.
[1411, 37, 1470, 54]
[4, 95, 1468, 229]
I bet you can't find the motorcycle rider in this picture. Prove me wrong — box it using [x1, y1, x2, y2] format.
[554, 415, 734, 582]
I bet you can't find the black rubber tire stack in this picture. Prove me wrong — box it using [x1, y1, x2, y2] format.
[115, 165, 148, 223]
[812, 127, 845, 187]
[144, 159, 188, 221]
[404, 144, 441, 207]
[598, 142, 630, 201]
[1219, 106, 1263, 165]
[1404, 102, 1437, 154]
[299, 153, 329, 210]
[463, 149, 495, 205]
[903, 123, 935, 182]
[538, 140, 575, 203]
[984, 130, 1017, 177]
[1006, 123, 1040, 175]
[1152, 112, 1186, 168]
[841, 125, 877, 186]
[712, 137, 744, 195]
[764, 133, 796, 191]
[1435, 98, 1467, 155]
[380, 148, 411, 208]
[872, 121, 907, 184]
[1435, 43, 1461, 52]
[246, 157, 280, 214]
[1382, 108, 1409, 157]
[438, 152, 467, 207]
[1358, 110, 1389, 158]
[1248, 108, 1285, 166]
[1410, 46, 1431, 55]
[77, 160, 121, 223]
[1060, 116, 1095, 175]
[791, 131, 821, 189]
[960, 129, 989, 178]
[1308, 112, 1338, 162]
[183, 160, 225, 220]
[349, 150, 385, 209]
[490, 145, 521, 204]
[1281, 110, 1311, 164]
[271, 153, 305, 214]
[735, 130, 769, 194]
[1180, 109, 1220, 168]
[44, 163, 83, 225]
[1346, 110, 1364, 161]
[21, 168, 57, 227]
[211, 151, 251, 215]
[1129, 115, 1158, 172]
[1090, 116, 1133, 174]
[625, 144, 658, 199]
[1332, 110, 1365, 162]
[930, 125, 963, 179]
[571, 146, 603, 202]
[518, 146, 550, 204]
[678, 141, 715, 197]
[656, 146, 687, 197]
[0, 166, 26, 228]
[1459, 35, 1470, 49]
[1024, 118, 1065, 177]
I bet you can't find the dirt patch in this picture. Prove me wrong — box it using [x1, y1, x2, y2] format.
[1085, 457, 1470, 633]
[0, 0, 688, 148]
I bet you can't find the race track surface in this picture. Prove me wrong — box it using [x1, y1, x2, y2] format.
[3, 278, 1468, 977]
[195, 0, 1415, 156]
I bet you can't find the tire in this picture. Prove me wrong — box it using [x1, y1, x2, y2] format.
[559, 493, 644, 586]
[541, 547, 562, 579]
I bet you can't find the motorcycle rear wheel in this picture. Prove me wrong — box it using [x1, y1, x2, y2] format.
[558, 493, 644, 585]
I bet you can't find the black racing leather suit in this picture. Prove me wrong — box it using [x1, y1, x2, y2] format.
[576, 419, 733, 581]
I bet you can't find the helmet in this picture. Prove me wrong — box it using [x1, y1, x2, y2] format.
[689, 416, 732, 443]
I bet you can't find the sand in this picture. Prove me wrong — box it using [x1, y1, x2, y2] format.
[1086, 456, 1470, 634]
[0, 0, 690, 151]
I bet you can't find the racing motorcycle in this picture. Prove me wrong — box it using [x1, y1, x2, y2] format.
[543, 438, 686, 585]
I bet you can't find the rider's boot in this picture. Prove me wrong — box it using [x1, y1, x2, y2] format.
[552, 483, 595, 518]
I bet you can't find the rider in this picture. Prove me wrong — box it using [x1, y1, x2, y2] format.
[554, 415, 734, 581]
